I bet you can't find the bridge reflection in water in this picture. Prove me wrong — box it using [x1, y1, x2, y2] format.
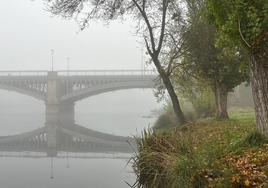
[0, 70, 157, 157]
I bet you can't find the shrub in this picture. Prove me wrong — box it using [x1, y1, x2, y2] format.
[131, 129, 199, 188]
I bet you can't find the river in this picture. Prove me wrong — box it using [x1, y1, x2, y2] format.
[0, 89, 161, 188]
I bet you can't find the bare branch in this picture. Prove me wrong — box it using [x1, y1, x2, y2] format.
[131, 0, 156, 53]
[156, 0, 168, 55]
[144, 37, 153, 56]
[238, 19, 251, 48]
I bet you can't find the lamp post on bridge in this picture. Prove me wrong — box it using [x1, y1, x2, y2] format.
[50, 49, 55, 72]
[141, 46, 144, 76]
[66, 57, 70, 76]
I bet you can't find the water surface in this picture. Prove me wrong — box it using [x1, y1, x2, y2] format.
[0, 89, 161, 188]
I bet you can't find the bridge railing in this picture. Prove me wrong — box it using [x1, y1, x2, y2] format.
[57, 69, 158, 76]
[0, 70, 158, 76]
[0, 71, 48, 76]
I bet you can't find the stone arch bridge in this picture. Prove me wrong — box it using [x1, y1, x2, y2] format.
[0, 70, 157, 156]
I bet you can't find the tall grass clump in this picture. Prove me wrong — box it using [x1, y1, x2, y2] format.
[131, 129, 200, 188]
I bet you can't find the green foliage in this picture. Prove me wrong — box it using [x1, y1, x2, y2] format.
[153, 111, 178, 130]
[182, 0, 249, 93]
[208, 0, 268, 50]
[153, 97, 214, 131]
[175, 76, 216, 118]
[191, 90, 215, 118]
[153, 102, 178, 130]
[153, 102, 197, 130]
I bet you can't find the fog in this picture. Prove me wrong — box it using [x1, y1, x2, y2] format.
[0, 0, 145, 70]
[0, 89, 160, 136]
[0, 1, 161, 187]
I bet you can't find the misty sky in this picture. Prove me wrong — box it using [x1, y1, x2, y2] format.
[0, 0, 147, 70]
[0, 0, 162, 136]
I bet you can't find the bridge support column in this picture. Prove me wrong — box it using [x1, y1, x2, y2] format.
[45, 72, 59, 155]
[46, 71, 75, 127]
[46, 103, 75, 127]
[45, 72, 75, 156]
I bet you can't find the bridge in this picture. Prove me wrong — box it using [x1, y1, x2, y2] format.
[0, 70, 157, 157]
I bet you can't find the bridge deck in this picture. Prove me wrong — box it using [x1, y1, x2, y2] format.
[0, 70, 157, 76]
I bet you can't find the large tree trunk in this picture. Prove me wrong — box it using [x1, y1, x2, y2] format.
[250, 53, 268, 137]
[154, 59, 186, 124]
[215, 82, 229, 119]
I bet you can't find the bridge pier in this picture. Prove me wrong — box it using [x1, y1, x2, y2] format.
[45, 72, 75, 156]
[45, 102, 75, 127]
[45, 71, 75, 127]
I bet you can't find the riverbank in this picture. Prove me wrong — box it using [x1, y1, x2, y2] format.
[132, 111, 268, 187]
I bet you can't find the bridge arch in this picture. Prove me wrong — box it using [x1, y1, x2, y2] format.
[60, 78, 156, 103]
[0, 85, 45, 101]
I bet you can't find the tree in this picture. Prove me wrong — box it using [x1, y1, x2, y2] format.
[45, 0, 187, 124]
[181, 0, 248, 119]
[208, 0, 268, 136]
[174, 73, 216, 118]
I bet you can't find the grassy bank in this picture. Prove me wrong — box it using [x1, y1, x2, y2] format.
[132, 111, 268, 187]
